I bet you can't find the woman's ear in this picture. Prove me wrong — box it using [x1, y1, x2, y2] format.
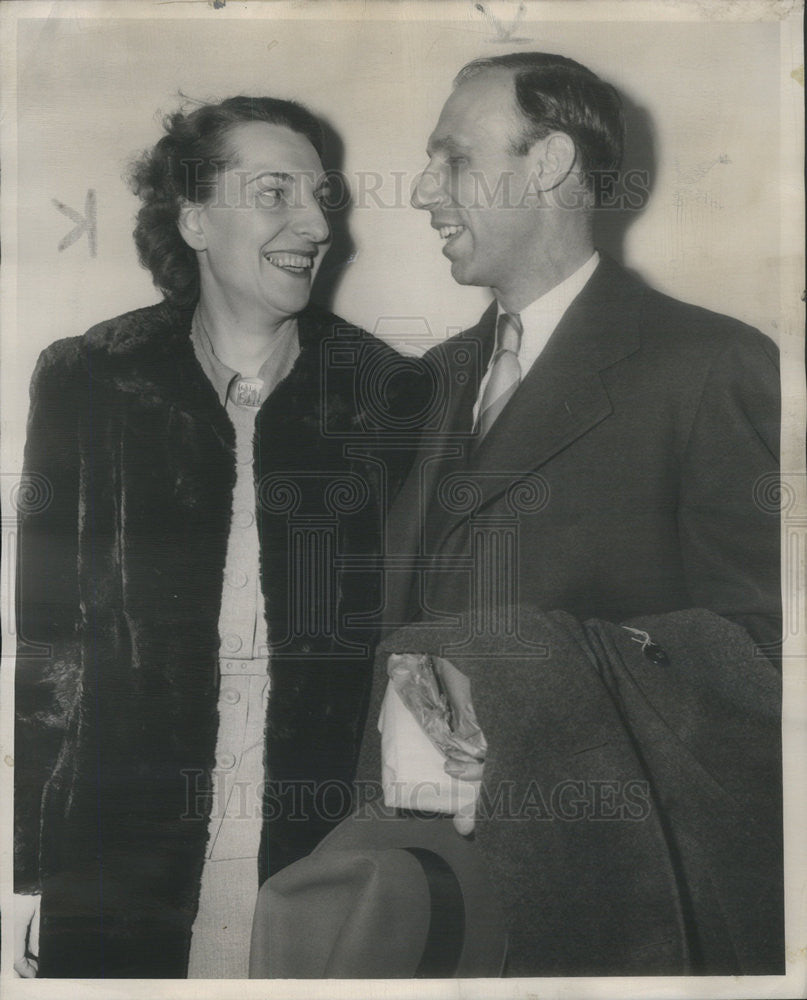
[177, 199, 207, 252]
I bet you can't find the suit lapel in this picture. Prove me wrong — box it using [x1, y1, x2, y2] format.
[472, 363, 612, 475]
[432, 256, 644, 543]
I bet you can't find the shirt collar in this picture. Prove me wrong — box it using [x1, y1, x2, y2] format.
[190, 309, 300, 408]
[496, 250, 600, 375]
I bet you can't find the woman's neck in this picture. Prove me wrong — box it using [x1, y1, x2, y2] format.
[196, 299, 297, 377]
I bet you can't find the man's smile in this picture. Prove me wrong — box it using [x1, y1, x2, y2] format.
[431, 220, 468, 255]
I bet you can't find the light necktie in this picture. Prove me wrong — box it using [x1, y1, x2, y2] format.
[476, 312, 523, 439]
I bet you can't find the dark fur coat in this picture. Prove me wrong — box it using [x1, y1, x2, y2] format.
[14, 299, 417, 977]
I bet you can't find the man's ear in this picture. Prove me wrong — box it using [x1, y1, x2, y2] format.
[528, 132, 577, 192]
[177, 199, 207, 252]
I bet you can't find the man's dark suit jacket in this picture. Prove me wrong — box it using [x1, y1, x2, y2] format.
[360, 253, 782, 976]
[382, 253, 780, 652]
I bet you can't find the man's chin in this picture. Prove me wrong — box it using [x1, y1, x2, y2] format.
[449, 258, 481, 287]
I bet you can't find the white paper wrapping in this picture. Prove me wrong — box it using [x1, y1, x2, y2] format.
[378, 681, 480, 815]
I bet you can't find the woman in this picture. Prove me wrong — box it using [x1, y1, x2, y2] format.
[14, 96, 417, 978]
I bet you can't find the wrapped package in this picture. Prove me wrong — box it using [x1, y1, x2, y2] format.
[379, 653, 486, 815]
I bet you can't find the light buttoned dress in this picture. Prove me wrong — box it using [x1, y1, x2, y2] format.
[186, 313, 299, 979]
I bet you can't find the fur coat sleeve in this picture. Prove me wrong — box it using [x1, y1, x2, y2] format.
[15, 341, 84, 893]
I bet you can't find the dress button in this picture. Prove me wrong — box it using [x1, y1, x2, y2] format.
[228, 569, 248, 589]
[233, 509, 255, 528]
[218, 752, 237, 770]
[220, 688, 240, 705]
[222, 634, 243, 653]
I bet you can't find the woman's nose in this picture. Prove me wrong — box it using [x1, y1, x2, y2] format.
[295, 194, 330, 244]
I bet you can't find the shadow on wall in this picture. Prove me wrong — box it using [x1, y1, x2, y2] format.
[594, 92, 657, 272]
[312, 114, 354, 313]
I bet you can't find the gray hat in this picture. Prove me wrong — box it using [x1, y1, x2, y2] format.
[249, 799, 507, 978]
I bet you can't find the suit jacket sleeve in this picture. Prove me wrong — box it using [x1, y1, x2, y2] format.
[677, 329, 781, 656]
[14, 343, 83, 892]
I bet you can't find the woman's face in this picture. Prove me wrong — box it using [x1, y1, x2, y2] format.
[190, 120, 331, 324]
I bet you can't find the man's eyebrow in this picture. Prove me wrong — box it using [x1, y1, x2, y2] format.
[426, 137, 470, 157]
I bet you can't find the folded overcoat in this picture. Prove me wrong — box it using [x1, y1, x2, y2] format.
[364, 608, 784, 977]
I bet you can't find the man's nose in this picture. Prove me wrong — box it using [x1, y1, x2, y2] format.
[410, 161, 445, 210]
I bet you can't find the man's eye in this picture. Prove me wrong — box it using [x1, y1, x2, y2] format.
[314, 186, 332, 208]
[255, 188, 283, 207]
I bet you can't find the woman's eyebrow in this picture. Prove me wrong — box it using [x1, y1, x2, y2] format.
[243, 170, 295, 186]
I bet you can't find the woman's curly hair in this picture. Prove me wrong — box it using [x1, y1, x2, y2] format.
[128, 96, 324, 307]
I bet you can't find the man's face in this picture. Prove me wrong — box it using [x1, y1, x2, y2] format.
[193, 121, 331, 323]
[411, 70, 543, 302]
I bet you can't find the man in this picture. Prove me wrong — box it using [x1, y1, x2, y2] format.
[363, 52, 782, 976]
[385, 51, 780, 646]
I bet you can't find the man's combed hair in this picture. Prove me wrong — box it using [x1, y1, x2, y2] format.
[128, 96, 325, 307]
[455, 53, 625, 197]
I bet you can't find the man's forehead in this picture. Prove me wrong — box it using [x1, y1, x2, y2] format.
[429, 69, 520, 145]
[431, 68, 517, 135]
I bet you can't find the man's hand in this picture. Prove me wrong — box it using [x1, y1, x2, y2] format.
[432, 656, 485, 833]
[13, 892, 40, 977]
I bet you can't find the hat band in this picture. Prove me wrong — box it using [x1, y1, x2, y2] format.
[404, 847, 465, 977]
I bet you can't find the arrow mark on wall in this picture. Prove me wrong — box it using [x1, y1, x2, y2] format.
[53, 189, 97, 256]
